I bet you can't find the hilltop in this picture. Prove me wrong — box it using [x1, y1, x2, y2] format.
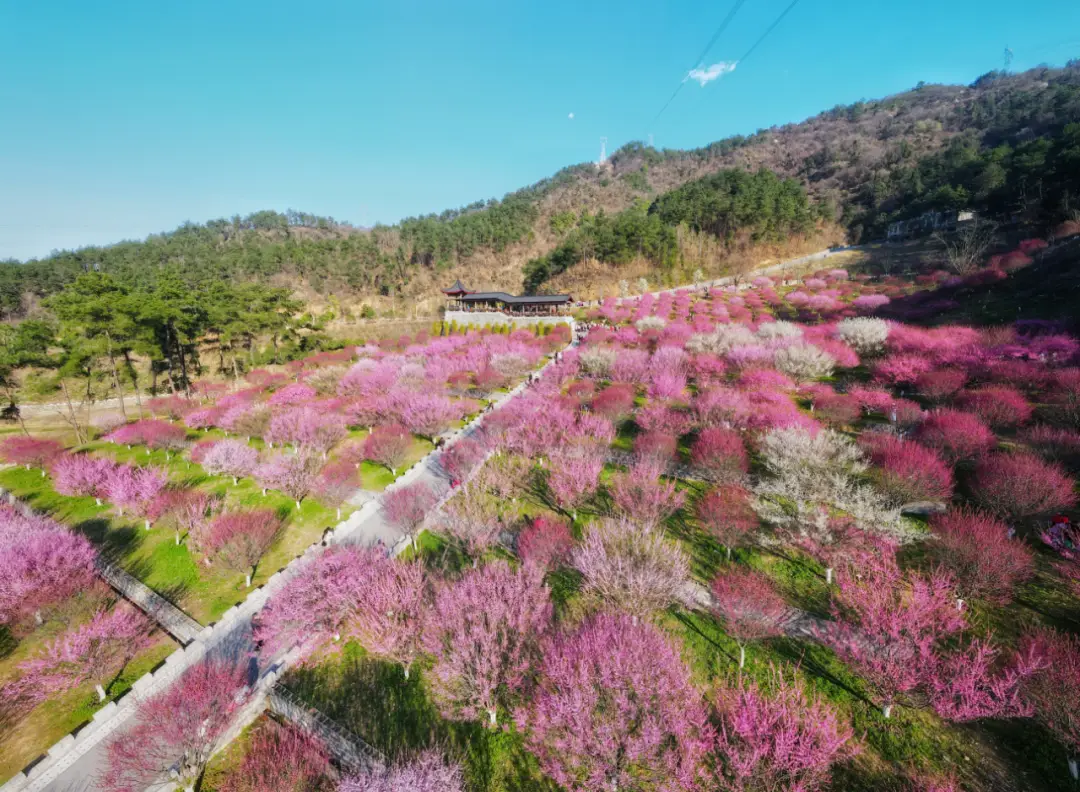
[1, 61, 1078, 318]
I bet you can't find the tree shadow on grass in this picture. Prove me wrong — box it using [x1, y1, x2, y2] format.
[284, 651, 531, 791]
[769, 636, 871, 705]
[74, 517, 142, 563]
[0, 625, 16, 661]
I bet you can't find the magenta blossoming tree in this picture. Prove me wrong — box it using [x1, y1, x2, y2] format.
[0, 506, 98, 627]
[346, 557, 427, 679]
[339, 750, 464, 792]
[422, 561, 552, 725]
[517, 516, 575, 570]
[201, 439, 259, 485]
[519, 611, 710, 792]
[861, 433, 954, 506]
[696, 485, 758, 561]
[711, 568, 789, 668]
[690, 428, 749, 483]
[0, 436, 64, 473]
[217, 720, 333, 792]
[710, 668, 858, 792]
[820, 553, 965, 718]
[256, 452, 320, 508]
[148, 489, 220, 546]
[17, 603, 153, 703]
[50, 453, 116, 503]
[608, 459, 686, 528]
[930, 508, 1034, 606]
[400, 392, 460, 438]
[1018, 628, 1080, 774]
[254, 546, 380, 656]
[103, 464, 168, 527]
[102, 658, 250, 792]
[195, 510, 281, 587]
[572, 517, 690, 620]
[548, 442, 606, 517]
[969, 451, 1076, 522]
[440, 435, 487, 482]
[382, 479, 439, 536]
[313, 460, 357, 520]
[363, 424, 414, 474]
[929, 637, 1041, 722]
[913, 409, 995, 464]
[955, 386, 1033, 430]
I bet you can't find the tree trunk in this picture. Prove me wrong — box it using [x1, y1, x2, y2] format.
[1069, 758, 1078, 780]
[488, 709, 497, 726]
[104, 333, 128, 421]
[825, 567, 833, 585]
[59, 379, 87, 444]
[739, 645, 746, 669]
[245, 573, 252, 588]
[882, 704, 893, 719]
[726, 546, 732, 562]
[95, 684, 106, 702]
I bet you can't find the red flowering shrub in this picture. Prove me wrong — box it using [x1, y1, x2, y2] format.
[690, 428, 749, 483]
[813, 391, 861, 427]
[915, 369, 967, 402]
[955, 387, 1033, 430]
[1020, 425, 1080, 462]
[517, 516, 574, 570]
[862, 433, 954, 505]
[969, 452, 1076, 521]
[914, 410, 996, 463]
[591, 384, 637, 422]
[930, 508, 1034, 605]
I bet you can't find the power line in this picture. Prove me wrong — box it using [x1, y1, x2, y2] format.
[651, 0, 749, 127]
[735, 0, 804, 66]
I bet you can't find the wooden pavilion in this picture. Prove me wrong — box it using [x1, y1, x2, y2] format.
[442, 280, 572, 316]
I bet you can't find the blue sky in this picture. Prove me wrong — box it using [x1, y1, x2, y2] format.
[1, 0, 1078, 261]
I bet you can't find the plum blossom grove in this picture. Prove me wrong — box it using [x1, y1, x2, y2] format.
[8, 253, 1080, 790]
[240, 261, 1080, 791]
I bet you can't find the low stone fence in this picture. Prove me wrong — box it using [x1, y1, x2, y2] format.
[269, 686, 385, 773]
[444, 310, 573, 329]
[96, 561, 202, 645]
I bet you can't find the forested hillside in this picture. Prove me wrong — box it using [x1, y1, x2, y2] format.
[2, 61, 1078, 317]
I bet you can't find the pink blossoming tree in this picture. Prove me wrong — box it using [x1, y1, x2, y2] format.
[339, 750, 464, 792]
[363, 424, 414, 474]
[0, 506, 98, 627]
[519, 611, 710, 792]
[696, 485, 759, 561]
[572, 517, 690, 620]
[930, 508, 1034, 606]
[102, 658, 249, 792]
[346, 557, 427, 679]
[196, 510, 281, 586]
[256, 452, 320, 508]
[710, 668, 858, 792]
[422, 561, 552, 725]
[201, 439, 259, 485]
[711, 568, 789, 668]
[16, 603, 153, 703]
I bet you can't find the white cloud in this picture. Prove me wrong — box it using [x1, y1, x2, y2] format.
[686, 61, 738, 87]
[568, 112, 575, 119]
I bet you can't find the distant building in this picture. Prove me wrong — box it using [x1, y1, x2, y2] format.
[442, 280, 572, 315]
[887, 209, 978, 242]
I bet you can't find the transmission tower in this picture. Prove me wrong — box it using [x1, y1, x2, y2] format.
[599, 137, 608, 165]
[1003, 47, 1013, 72]
[648, 133, 654, 148]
